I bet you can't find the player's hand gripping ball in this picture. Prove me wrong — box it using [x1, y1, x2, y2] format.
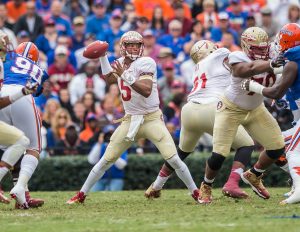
[83, 40, 109, 59]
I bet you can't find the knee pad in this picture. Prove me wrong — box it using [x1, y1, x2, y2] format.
[266, 147, 285, 160]
[207, 152, 226, 171]
[234, 145, 254, 167]
[1, 135, 29, 166]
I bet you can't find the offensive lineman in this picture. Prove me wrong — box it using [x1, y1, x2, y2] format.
[198, 27, 285, 204]
[0, 42, 48, 208]
[145, 40, 254, 200]
[67, 31, 201, 204]
[241, 23, 300, 204]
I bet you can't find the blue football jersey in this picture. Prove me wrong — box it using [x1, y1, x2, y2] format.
[284, 46, 300, 110]
[3, 52, 49, 88]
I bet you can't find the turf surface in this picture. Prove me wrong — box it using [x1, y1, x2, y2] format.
[1, 188, 300, 232]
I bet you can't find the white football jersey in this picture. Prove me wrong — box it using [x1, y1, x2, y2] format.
[225, 51, 276, 110]
[188, 48, 231, 104]
[117, 56, 159, 115]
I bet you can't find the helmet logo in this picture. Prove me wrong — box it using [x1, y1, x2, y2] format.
[280, 29, 293, 36]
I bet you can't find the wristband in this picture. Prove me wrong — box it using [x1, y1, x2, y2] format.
[99, 55, 113, 75]
[248, 81, 265, 95]
[9, 90, 24, 103]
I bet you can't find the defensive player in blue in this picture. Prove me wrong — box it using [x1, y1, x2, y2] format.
[241, 23, 300, 204]
[0, 42, 48, 209]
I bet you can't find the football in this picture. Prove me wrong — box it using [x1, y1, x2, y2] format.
[83, 40, 109, 59]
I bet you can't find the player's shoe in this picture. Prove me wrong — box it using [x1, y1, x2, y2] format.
[15, 191, 44, 209]
[199, 182, 212, 204]
[280, 189, 300, 205]
[144, 183, 161, 199]
[0, 189, 10, 204]
[241, 169, 270, 199]
[191, 189, 201, 203]
[222, 182, 249, 199]
[66, 191, 86, 204]
[10, 185, 29, 209]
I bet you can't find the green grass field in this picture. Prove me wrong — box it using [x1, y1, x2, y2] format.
[1, 188, 300, 232]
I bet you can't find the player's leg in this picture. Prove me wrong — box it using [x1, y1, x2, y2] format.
[141, 111, 199, 202]
[281, 151, 300, 204]
[280, 127, 296, 197]
[7, 96, 43, 207]
[67, 121, 133, 204]
[222, 126, 254, 198]
[242, 104, 285, 199]
[0, 122, 29, 204]
[11, 156, 44, 208]
[200, 99, 244, 204]
[146, 102, 213, 198]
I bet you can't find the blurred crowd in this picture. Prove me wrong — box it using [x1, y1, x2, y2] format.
[1, 0, 299, 157]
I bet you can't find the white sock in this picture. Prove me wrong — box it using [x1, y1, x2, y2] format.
[81, 158, 113, 194]
[233, 168, 244, 175]
[204, 176, 214, 184]
[0, 166, 9, 182]
[153, 175, 170, 190]
[166, 155, 197, 193]
[16, 155, 38, 188]
[254, 166, 265, 173]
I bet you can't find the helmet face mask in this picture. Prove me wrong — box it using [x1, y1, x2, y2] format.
[120, 31, 144, 60]
[241, 27, 269, 60]
[190, 40, 217, 64]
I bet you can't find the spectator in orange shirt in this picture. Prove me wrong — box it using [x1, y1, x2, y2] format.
[133, 0, 168, 21]
[196, 0, 219, 31]
[6, 0, 27, 24]
[164, 0, 192, 20]
[79, 113, 100, 149]
[217, 32, 241, 52]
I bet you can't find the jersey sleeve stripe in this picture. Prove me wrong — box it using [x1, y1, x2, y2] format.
[286, 128, 300, 152]
[31, 96, 41, 152]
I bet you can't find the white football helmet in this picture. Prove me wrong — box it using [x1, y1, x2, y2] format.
[120, 31, 144, 60]
[190, 40, 218, 64]
[241, 27, 269, 60]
